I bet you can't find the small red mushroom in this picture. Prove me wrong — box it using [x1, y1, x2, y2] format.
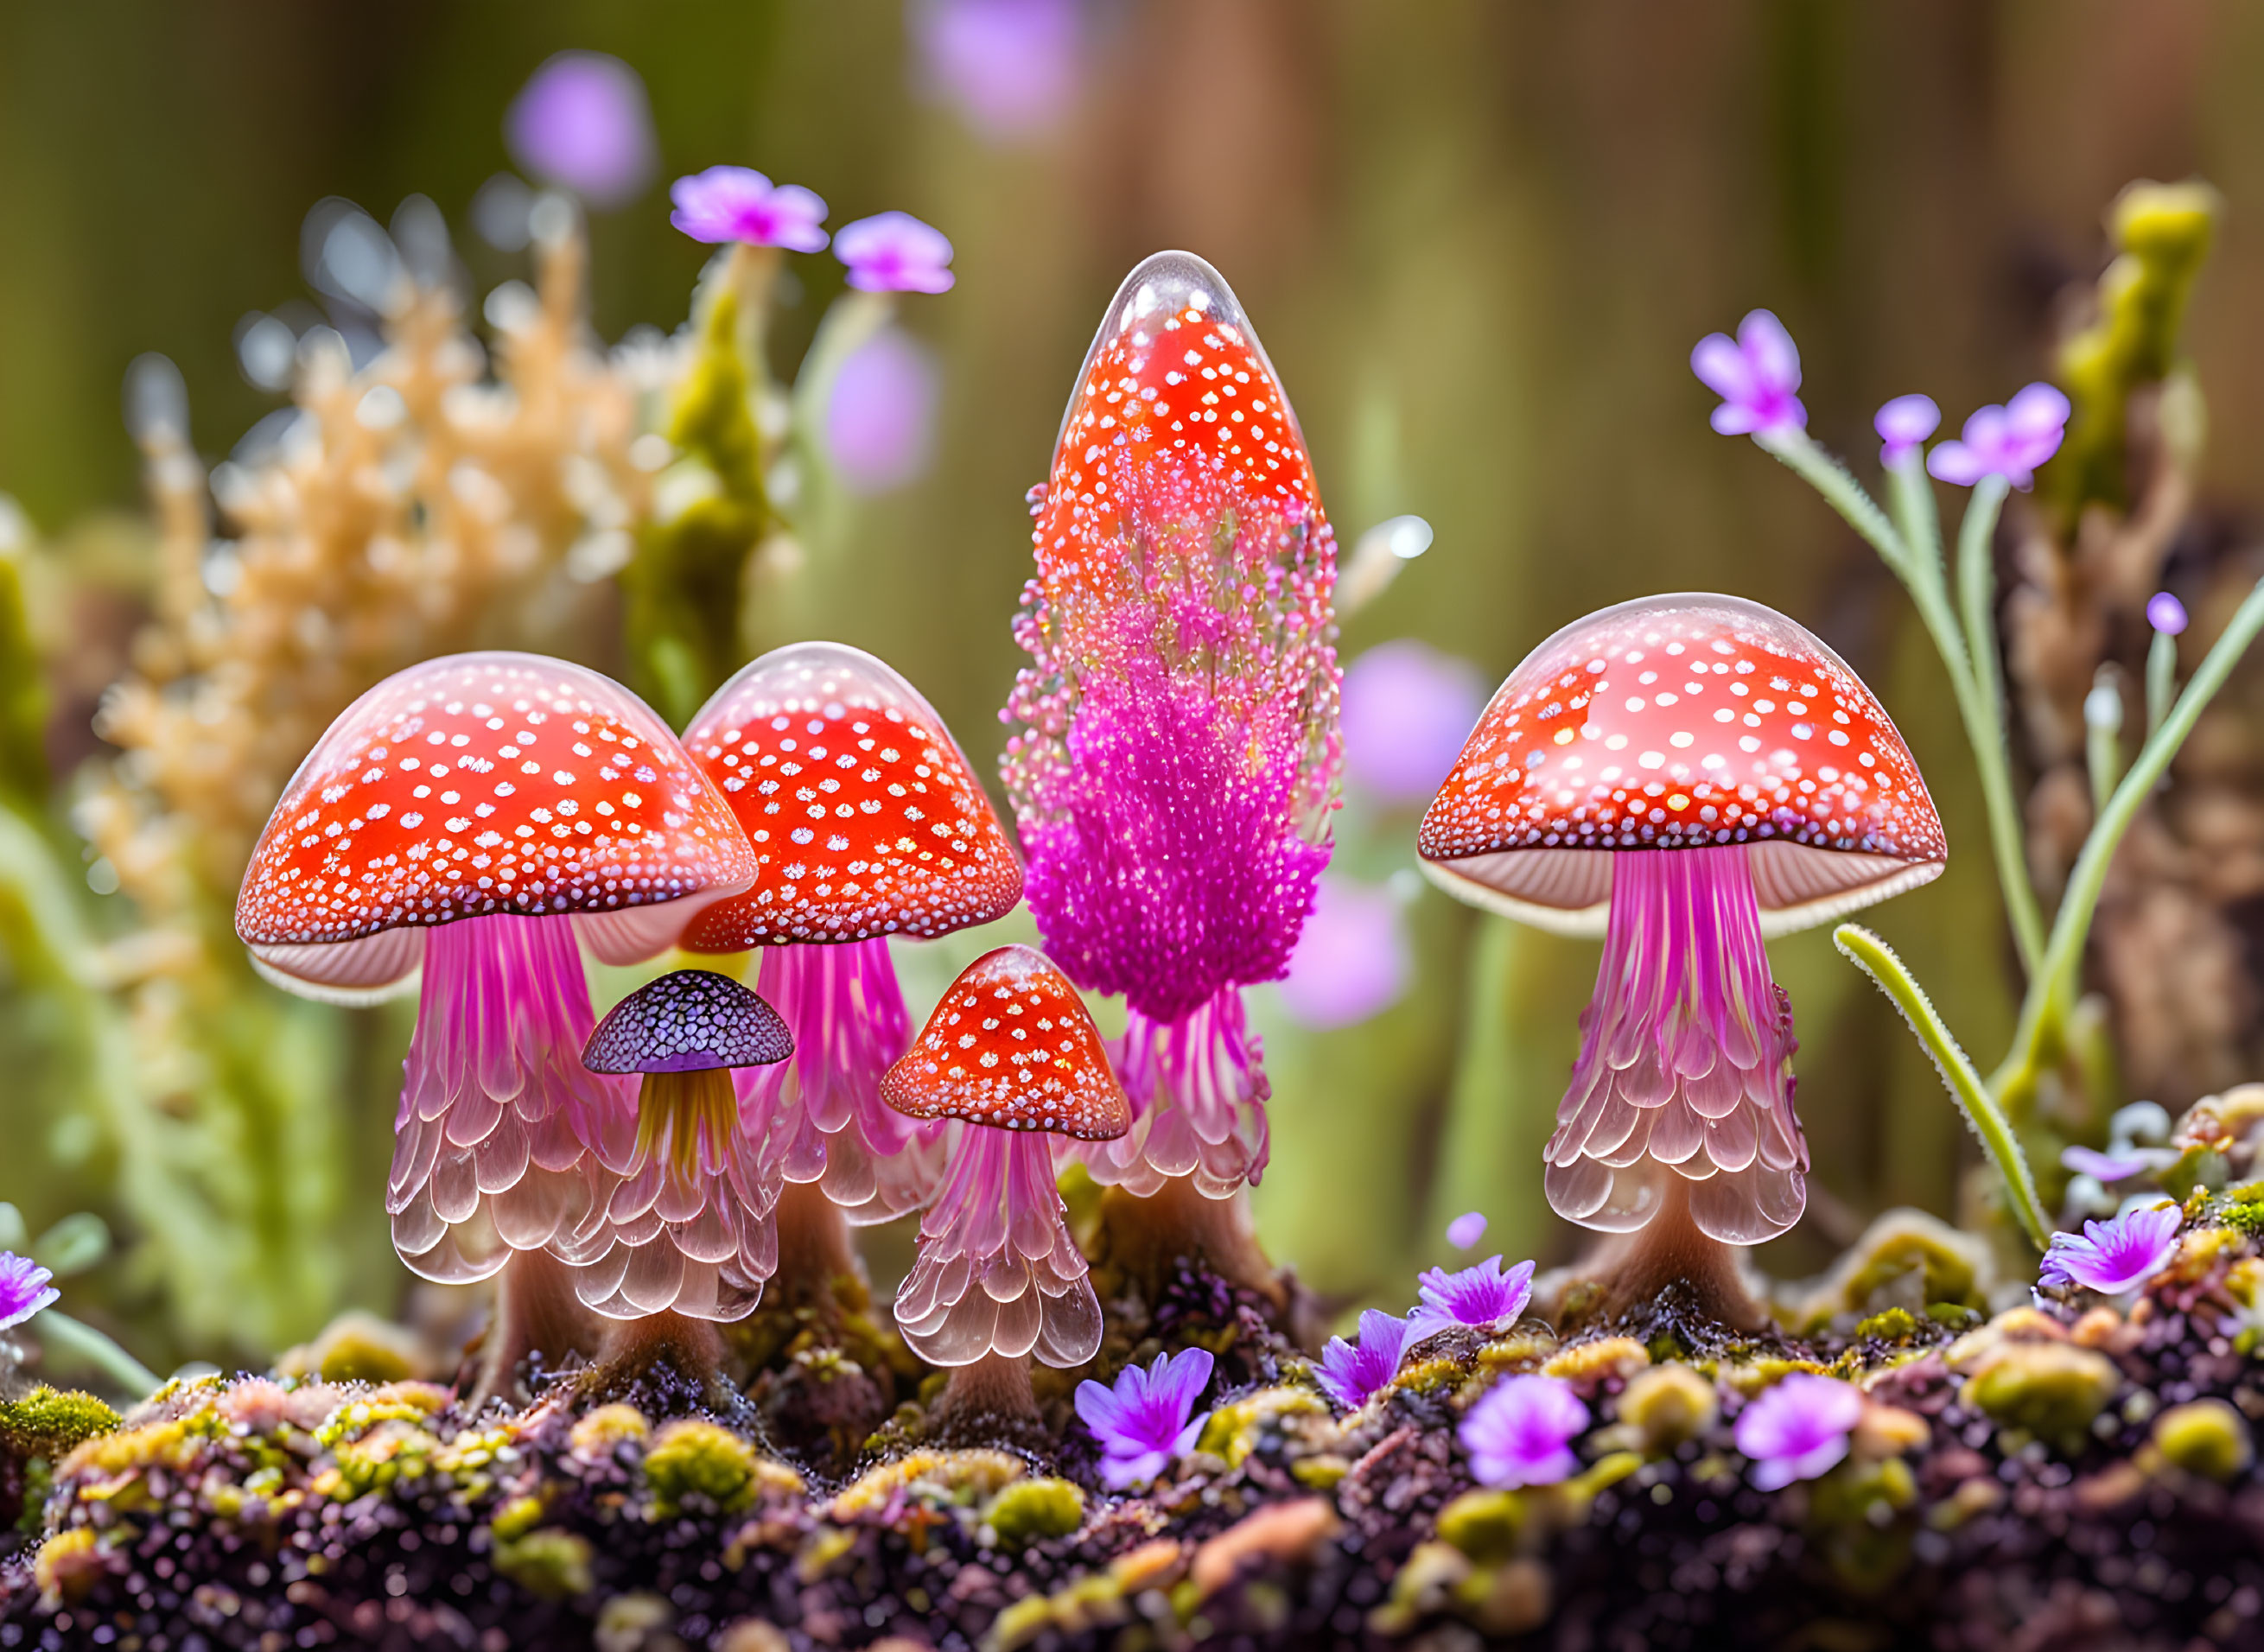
[235, 652, 756, 1391]
[675, 641, 1021, 1300]
[1419, 595, 1944, 1323]
[881, 944, 1127, 1429]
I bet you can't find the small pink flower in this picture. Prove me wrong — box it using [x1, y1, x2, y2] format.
[1076, 1346, 1214, 1490]
[0, 1251, 58, 1332]
[1279, 875, 1409, 1029]
[2061, 1145, 2168, 1185]
[1926, 384, 2070, 491]
[1735, 1372, 1863, 1491]
[1691, 310, 1806, 438]
[834, 212, 957, 294]
[1461, 1375, 1587, 1489]
[669, 167, 830, 252]
[824, 328, 939, 494]
[2038, 1204, 2182, 1294]
[2147, 592, 2189, 637]
[1446, 1211, 1488, 1250]
[1407, 1255, 1536, 1343]
[1317, 1310, 1412, 1410]
[507, 53, 657, 208]
[1874, 394, 1940, 466]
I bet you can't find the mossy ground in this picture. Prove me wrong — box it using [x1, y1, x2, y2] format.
[8, 1228, 2264, 1649]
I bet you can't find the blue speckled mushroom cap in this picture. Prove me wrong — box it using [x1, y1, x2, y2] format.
[582, 969, 794, 1074]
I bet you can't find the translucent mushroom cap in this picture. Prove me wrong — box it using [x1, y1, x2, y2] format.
[234, 652, 757, 1001]
[582, 969, 794, 1075]
[1418, 594, 1945, 937]
[677, 640, 1021, 949]
[881, 944, 1130, 1140]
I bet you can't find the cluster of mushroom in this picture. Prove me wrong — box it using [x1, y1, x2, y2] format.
[234, 645, 1124, 1410]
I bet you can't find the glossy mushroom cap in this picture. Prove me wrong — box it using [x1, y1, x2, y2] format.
[582, 969, 794, 1076]
[678, 641, 1021, 950]
[881, 944, 1130, 1141]
[236, 653, 757, 999]
[1419, 594, 1945, 937]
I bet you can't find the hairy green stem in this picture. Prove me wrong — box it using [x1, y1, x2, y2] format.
[35, 1310, 163, 1400]
[1759, 433, 1906, 569]
[1994, 575, 2264, 1106]
[1833, 924, 2050, 1251]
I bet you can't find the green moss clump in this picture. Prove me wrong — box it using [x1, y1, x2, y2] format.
[491, 1528, 595, 1600]
[329, 1420, 441, 1497]
[1437, 1489, 1525, 1563]
[1195, 1387, 1331, 1470]
[645, 1420, 763, 1517]
[1616, 1366, 1718, 1454]
[0, 1388, 121, 1458]
[1960, 1344, 2120, 1443]
[2153, 1399, 2252, 1482]
[1856, 1308, 1921, 1344]
[983, 1477, 1084, 1547]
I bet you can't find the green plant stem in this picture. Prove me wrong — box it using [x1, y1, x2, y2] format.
[35, 1310, 162, 1399]
[1834, 924, 2050, 1250]
[1759, 433, 1906, 570]
[1993, 575, 2264, 1106]
[2146, 627, 2178, 737]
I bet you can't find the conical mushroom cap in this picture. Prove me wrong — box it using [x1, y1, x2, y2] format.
[881, 945, 1129, 1141]
[678, 641, 1021, 949]
[1419, 594, 1945, 937]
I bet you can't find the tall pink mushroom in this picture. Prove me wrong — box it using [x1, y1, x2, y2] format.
[1419, 595, 1944, 1323]
[880, 944, 1127, 1432]
[676, 641, 1022, 1306]
[235, 652, 756, 1389]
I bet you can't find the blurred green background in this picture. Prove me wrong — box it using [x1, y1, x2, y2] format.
[3, 0, 2261, 1372]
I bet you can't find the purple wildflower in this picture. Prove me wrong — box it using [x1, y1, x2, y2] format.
[1407, 1255, 1536, 1344]
[1735, 1373, 1864, 1491]
[1002, 253, 1339, 1199]
[1075, 1346, 1215, 1490]
[1447, 1211, 1488, 1250]
[1690, 310, 1806, 438]
[1875, 394, 1940, 466]
[2038, 1204, 2182, 1293]
[834, 213, 956, 294]
[1461, 1375, 1587, 1490]
[1279, 875, 1409, 1029]
[1340, 640, 1489, 806]
[2061, 1145, 2165, 1185]
[1926, 384, 2070, 490]
[824, 328, 939, 494]
[1316, 1310, 1413, 1410]
[2147, 591, 2189, 636]
[913, 0, 1084, 142]
[669, 168, 830, 252]
[506, 52, 657, 208]
[0, 1252, 59, 1333]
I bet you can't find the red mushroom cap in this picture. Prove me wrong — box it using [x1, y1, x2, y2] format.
[880, 944, 1129, 1140]
[677, 641, 1021, 950]
[1033, 250, 1325, 603]
[1419, 594, 1945, 937]
[236, 652, 757, 998]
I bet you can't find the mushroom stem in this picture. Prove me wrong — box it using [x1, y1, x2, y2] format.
[927, 1350, 1039, 1435]
[585, 1309, 728, 1400]
[468, 1248, 599, 1406]
[1093, 1176, 1284, 1311]
[1552, 1177, 1766, 1332]
[771, 1179, 866, 1312]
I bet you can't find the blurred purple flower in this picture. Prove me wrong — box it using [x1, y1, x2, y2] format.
[1875, 394, 1940, 467]
[2148, 592, 2190, 637]
[913, 0, 1084, 142]
[1075, 1345, 1213, 1490]
[1691, 310, 1805, 438]
[1461, 1375, 1587, 1489]
[1278, 875, 1409, 1029]
[2061, 1145, 2165, 1185]
[1735, 1373, 1862, 1491]
[670, 168, 830, 252]
[0, 1252, 58, 1333]
[1447, 1211, 1487, 1250]
[1407, 1255, 1536, 1343]
[835, 212, 957, 294]
[506, 52, 658, 208]
[2038, 1204, 2181, 1294]
[1926, 384, 2070, 491]
[1317, 1310, 1412, 1410]
[1340, 641, 1489, 806]
[825, 328, 939, 494]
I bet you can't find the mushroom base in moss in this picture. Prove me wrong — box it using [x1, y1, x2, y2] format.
[1542, 1178, 1770, 1334]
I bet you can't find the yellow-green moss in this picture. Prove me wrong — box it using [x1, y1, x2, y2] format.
[0, 1388, 120, 1456]
[1437, 1489, 1525, 1563]
[1615, 1366, 1718, 1454]
[2153, 1398, 2252, 1482]
[492, 1528, 595, 1600]
[1194, 1387, 1331, 1470]
[830, 1449, 1024, 1519]
[569, 1404, 650, 1458]
[1961, 1344, 2120, 1443]
[982, 1477, 1084, 1547]
[644, 1420, 798, 1518]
